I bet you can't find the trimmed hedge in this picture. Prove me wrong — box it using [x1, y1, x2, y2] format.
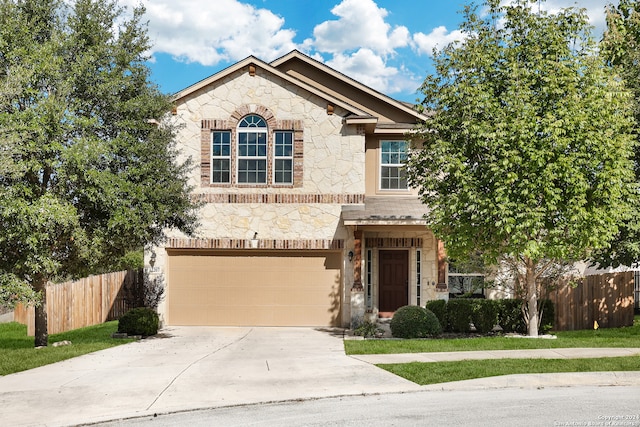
[427, 298, 555, 334]
[445, 299, 473, 333]
[496, 299, 526, 333]
[425, 299, 447, 330]
[390, 305, 442, 338]
[118, 307, 159, 337]
[471, 299, 498, 333]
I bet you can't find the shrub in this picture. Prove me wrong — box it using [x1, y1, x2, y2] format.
[390, 305, 442, 338]
[496, 299, 526, 333]
[118, 307, 159, 337]
[123, 271, 165, 310]
[425, 299, 447, 330]
[471, 299, 498, 334]
[353, 320, 383, 338]
[446, 298, 473, 333]
[496, 299, 555, 334]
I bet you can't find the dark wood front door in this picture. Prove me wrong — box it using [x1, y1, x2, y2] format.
[379, 250, 409, 313]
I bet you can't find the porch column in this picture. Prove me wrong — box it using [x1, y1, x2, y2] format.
[350, 230, 364, 328]
[352, 230, 363, 290]
[436, 239, 447, 291]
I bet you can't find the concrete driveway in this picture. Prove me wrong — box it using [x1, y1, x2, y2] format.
[0, 327, 419, 427]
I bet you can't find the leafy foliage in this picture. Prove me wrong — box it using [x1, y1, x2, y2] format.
[425, 299, 447, 330]
[471, 299, 498, 334]
[496, 299, 527, 333]
[353, 320, 383, 338]
[593, 0, 640, 268]
[117, 307, 159, 337]
[445, 299, 473, 333]
[0, 0, 199, 344]
[390, 306, 442, 339]
[407, 0, 636, 335]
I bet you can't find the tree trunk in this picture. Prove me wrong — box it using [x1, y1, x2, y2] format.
[33, 279, 48, 347]
[525, 257, 539, 337]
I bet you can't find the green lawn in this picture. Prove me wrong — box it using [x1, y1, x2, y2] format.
[346, 315, 640, 385]
[379, 355, 640, 385]
[344, 315, 640, 355]
[0, 321, 134, 376]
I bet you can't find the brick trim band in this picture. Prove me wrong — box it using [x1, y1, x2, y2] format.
[193, 193, 365, 204]
[166, 238, 345, 250]
[365, 238, 423, 248]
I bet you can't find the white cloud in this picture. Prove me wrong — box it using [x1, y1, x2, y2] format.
[311, 0, 410, 55]
[115, 0, 613, 99]
[129, 0, 297, 65]
[500, 0, 614, 36]
[542, 0, 612, 34]
[413, 26, 466, 56]
[303, 0, 417, 94]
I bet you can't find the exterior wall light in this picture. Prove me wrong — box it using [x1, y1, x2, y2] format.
[348, 250, 354, 262]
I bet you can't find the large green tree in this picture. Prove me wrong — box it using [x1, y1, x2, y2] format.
[0, 0, 199, 346]
[593, 0, 640, 268]
[407, 0, 636, 336]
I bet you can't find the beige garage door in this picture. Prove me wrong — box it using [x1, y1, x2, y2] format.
[167, 250, 342, 326]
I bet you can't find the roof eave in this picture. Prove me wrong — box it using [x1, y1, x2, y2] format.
[343, 219, 429, 226]
[271, 50, 429, 122]
[172, 56, 370, 117]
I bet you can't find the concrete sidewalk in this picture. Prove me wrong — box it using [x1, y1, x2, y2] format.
[0, 327, 420, 427]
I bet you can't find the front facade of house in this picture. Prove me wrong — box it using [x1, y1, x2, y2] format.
[148, 51, 449, 328]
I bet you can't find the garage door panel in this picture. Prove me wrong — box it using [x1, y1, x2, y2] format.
[167, 251, 342, 326]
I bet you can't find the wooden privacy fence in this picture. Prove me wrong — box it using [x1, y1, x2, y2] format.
[14, 269, 142, 336]
[549, 271, 635, 331]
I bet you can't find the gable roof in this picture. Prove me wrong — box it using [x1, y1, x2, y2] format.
[270, 50, 426, 123]
[173, 50, 428, 130]
[173, 55, 370, 117]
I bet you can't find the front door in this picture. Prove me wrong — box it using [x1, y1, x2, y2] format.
[379, 250, 408, 313]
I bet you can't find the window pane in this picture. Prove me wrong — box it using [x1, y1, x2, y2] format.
[382, 141, 408, 164]
[257, 133, 267, 156]
[274, 159, 293, 184]
[238, 159, 267, 183]
[238, 133, 247, 156]
[211, 159, 230, 183]
[381, 140, 408, 189]
[212, 131, 231, 157]
[275, 131, 293, 157]
[381, 166, 407, 189]
[238, 115, 267, 128]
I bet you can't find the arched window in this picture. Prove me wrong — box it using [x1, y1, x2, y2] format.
[237, 115, 268, 184]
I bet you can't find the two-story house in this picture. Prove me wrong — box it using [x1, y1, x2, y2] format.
[148, 50, 448, 328]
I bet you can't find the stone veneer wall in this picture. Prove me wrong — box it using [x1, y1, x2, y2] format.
[172, 67, 365, 195]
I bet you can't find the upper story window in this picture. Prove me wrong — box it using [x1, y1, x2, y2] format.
[237, 115, 268, 184]
[380, 140, 408, 190]
[211, 131, 231, 183]
[274, 131, 293, 184]
[202, 108, 303, 188]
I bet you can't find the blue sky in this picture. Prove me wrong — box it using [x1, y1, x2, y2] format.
[121, 0, 617, 103]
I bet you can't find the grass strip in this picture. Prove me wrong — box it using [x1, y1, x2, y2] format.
[0, 321, 134, 376]
[345, 316, 640, 355]
[378, 355, 640, 385]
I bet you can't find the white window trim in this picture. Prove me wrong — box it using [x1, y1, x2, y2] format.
[237, 116, 268, 184]
[273, 131, 294, 185]
[379, 140, 410, 191]
[211, 130, 231, 184]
